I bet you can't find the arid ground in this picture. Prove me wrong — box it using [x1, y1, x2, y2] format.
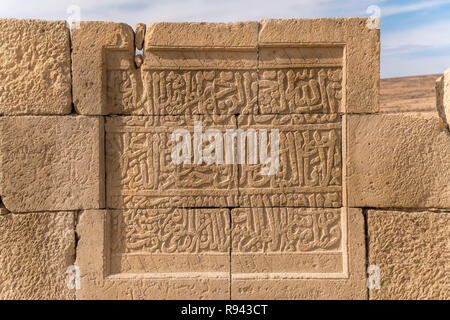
[380, 74, 441, 113]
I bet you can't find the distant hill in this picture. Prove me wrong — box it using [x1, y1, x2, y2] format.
[380, 74, 441, 113]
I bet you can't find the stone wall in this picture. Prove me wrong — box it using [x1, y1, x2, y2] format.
[0, 18, 448, 300]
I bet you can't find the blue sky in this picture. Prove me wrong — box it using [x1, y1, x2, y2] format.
[1, 0, 450, 78]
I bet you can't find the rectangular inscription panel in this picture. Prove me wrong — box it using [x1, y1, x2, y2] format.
[110, 208, 230, 275]
[238, 114, 342, 207]
[106, 46, 258, 115]
[106, 115, 238, 208]
[232, 207, 346, 276]
[107, 69, 259, 115]
[74, 21, 372, 300]
[259, 46, 344, 114]
[104, 47, 343, 116]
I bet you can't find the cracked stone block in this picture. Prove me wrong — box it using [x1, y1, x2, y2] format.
[347, 113, 450, 208]
[72, 21, 258, 115]
[134, 23, 146, 51]
[0, 19, 71, 115]
[231, 207, 366, 299]
[259, 18, 380, 113]
[72, 22, 135, 115]
[0, 211, 75, 300]
[0, 116, 104, 212]
[76, 209, 230, 299]
[368, 210, 450, 300]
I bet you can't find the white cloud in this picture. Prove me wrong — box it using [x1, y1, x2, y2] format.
[378, 1, 450, 76]
[381, 0, 450, 17]
[1, 0, 450, 77]
[382, 19, 450, 55]
[0, 0, 378, 23]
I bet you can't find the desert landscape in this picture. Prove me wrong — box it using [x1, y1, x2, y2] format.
[380, 74, 441, 113]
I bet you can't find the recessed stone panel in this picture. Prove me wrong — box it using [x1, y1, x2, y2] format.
[73, 22, 258, 115]
[238, 114, 342, 207]
[259, 18, 380, 113]
[110, 208, 230, 274]
[0, 18, 393, 301]
[232, 207, 344, 274]
[231, 208, 366, 299]
[106, 115, 238, 208]
[76, 209, 230, 299]
[259, 46, 343, 114]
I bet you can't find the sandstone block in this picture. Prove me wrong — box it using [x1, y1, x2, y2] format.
[259, 19, 380, 113]
[232, 208, 343, 273]
[0, 202, 8, 215]
[367, 210, 449, 300]
[238, 114, 342, 207]
[0, 19, 71, 115]
[347, 113, 450, 208]
[0, 116, 104, 212]
[106, 115, 238, 208]
[0, 211, 75, 299]
[76, 209, 230, 299]
[146, 22, 258, 48]
[231, 207, 366, 299]
[73, 22, 258, 115]
[73, 19, 377, 115]
[110, 22, 258, 115]
[72, 22, 135, 115]
[436, 68, 450, 129]
[135, 23, 146, 51]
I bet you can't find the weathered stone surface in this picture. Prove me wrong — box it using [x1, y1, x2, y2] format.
[367, 210, 450, 300]
[135, 23, 146, 51]
[106, 67, 258, 115]
[0, 211, 75, 300]
[0, 116, 104, 212]
[106, 22, 258, 115]
[238, 114, 342, 207]
[436, 68, 450, 129]
[73, 22, 258, 115]
[347, 113, 450, 208]
[231, 208, 366, 299]
[259, 46, 343, 115]
[259, 19, 380, 113]
[2, 17, 448, 301]
[76, 210, 230, 299]
[232, 208, 343, 273]
[110, 208, 230, 274]
[146, 22, 258, 48]
[74, 19, 379, 115]
[0, 202, 8, 215]
[72, 22, 135, 115]
[0, 19, 71, 115]
[106, 115, 237, 208]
